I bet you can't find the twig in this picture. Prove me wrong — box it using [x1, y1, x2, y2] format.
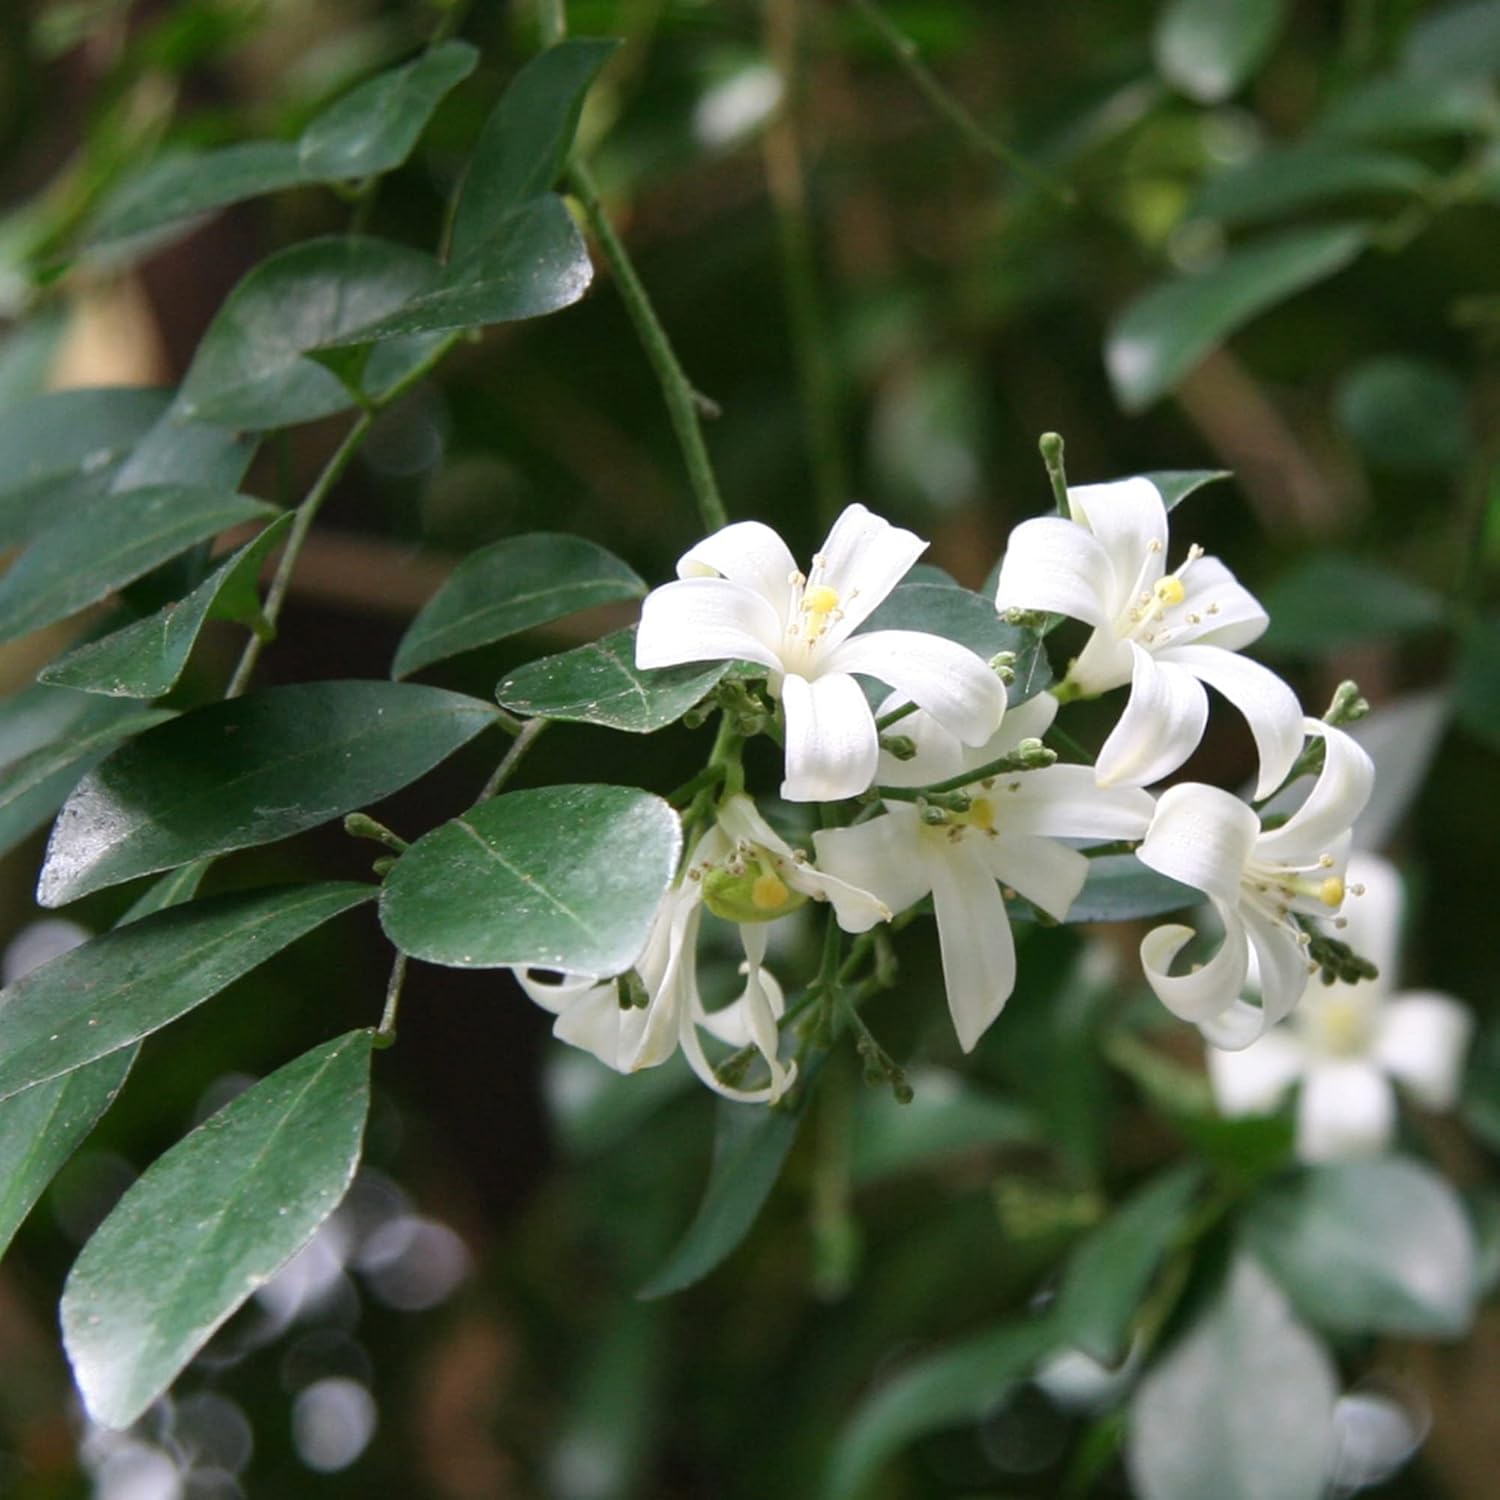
[478, 716, 549, 800]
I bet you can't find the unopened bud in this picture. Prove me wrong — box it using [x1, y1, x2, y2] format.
[1324, 680, 1369, 726]
[1003, 607, 1049, 630]
[989, 650, 1017, 683]
[880, 733, 917, 761]
[616, 969, 650, 1010]
[1014, 737, 1057, 769]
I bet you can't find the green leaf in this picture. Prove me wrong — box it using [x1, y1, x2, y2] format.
[393, 533, 645, 679]
[823, 1318, 1057, 1500]
[62, 1029, 372, 1429]
[1243, 1157, 1477, 1337]
[177, 236, 445, 429]
[1106, 224, 1368, 413]
[449, 38, 619, 263]
[38, 514, 292, 698]
[0, 486, 277, 647]
[1063, 854, 1196, 923]
[297, 41, 478, 181]
[0, 386, 173, 546]
[1153, 0, 1289, 103]
[1142, 469, 1232, 511]
[1191, 143, 1432, 227]
[1126, 1254, 1337, 1500]
[497, 624, 730, 734]
[1258, 555, 1448, 655]
[0, 1047, 135, 1262]
[1334, 355, 1471, 473]
[1456, 615, 1500, 753]
[851, 1066, 1041, 1185]
[0, 883, 373, 1104]
[379, 785, 679, 974]
[322, 195, 592, 343]
[1317, 74, 1500, 141]
[858, 582, 1052, 705]
[0, 707, 176, 860]
[109, 407, 258, 495]
[1055, 1165, 1202, 1364]
[639, 1077, 817, 1300]
[1403, 0, 1500, 81]
[39, 683, 498, 906]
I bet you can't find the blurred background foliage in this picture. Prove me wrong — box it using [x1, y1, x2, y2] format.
[0, 0, 1498, 1495]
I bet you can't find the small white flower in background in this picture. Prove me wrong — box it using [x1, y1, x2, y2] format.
[812, 692, 1154, 1051]
[635, 503, 1006, 801]
[1135, 719, 1375, 1049]
[1208, 852, 1473, 1161]
[994, 477, 1302, 796]
[515, 795, 887, 1103]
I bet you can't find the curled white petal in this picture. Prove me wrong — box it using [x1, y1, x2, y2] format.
[1065, 477, 1168, 614]
[1257, 720, 1374, 864]
[1140, 904, 1250, 1025]
[780, 671, 881, 801]
[1138, 782, 1260, 906]
[635, 576, 784, 673]
[677, 519, 798, 623]
[1094, 645, 1208, 789]
[1201, 903, 1312, 1049]
[1208, 1031, 1306, 1116]
[829, 629, 1005, 746]
[1159, 643, 1303, 799]
[812, 811, 931, 931]
[815, 503, 927, 644]
[1374, 992, 1474, 1110]
[994, 515, 1114, 629]
[930, 840, 1017, 1051]
[1164, 555, 1268, 652]
[1297, 1059, 1394, 1161]
[997, 763, 1155, 843]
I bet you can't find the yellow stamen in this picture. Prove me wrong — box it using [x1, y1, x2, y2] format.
[751, 871, 790, 911]
[1154, 577, 1185, 607]
[1318, 876, 1345, 908]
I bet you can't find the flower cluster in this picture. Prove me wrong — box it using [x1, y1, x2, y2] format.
[515, 480, 1405, 1110]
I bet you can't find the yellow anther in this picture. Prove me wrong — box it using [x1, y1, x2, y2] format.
[1318, 876, 1345, 908]
[968, 797, 996, 832]
[1154, 577, 1186, 608]
[751, 871, 790, 911]
[803, 585, 840, 617]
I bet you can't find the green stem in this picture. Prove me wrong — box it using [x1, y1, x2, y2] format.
[875, 745, 1054, 800]
[478, 716, 549, 800]
[1039, 430, 1070, 515]
[874, 700, 918, 731]
[846, 0, 1074, 206]
[375, 951, 408, 1047]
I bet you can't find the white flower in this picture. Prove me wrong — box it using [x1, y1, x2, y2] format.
[1208, 853, 1473, 1161]
[515, 795, 887, 1103]
[994, 477, 1302, 796]
[811, 693, 1154, 1051]
[1136, 720, 1375, 1049]
[635, 504, 1006, 801]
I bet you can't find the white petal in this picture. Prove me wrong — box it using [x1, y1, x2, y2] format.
[635, 577, 784, 672]
[513, 969, 601, 1016]
[1374, 992, 1474, 1109]
[677, 519, 798, 623]
[1333, 852, 1403, 983]
[993, 516, 1114, 629]
[994, 690, 1059, 746]
[780, 671, 881, 801]
[1066, 477, 1168, 615]
[698, 962, 787, 1046]
[1067, 627, 1134, 696]
[814, 503, 927, 642]
[1140, 902, 1250, 1025]
[1162, 555, 1268, 652]
[1257, 721, 1375, 865]
[994, 764, 1155, 842]
[1200, 903, 1313, 1049]
[873, 693, 969, 788]
[1137, 782, 1259, 905]
[1297, 1060, 1394, 1161]
[551, 986, 640, 1071]
[730, 923, 784, 1072]
[982, 833, 1088, 922]
[1208, 1030, 1306, 1116]
[677, 998, 795, 1104]
[828, 630, 1005, 746]
[1094, 646, 1208, 789]
[929, 840, 1017, 1051]
[812, 811, 931, 929]
[1158, 644, 1303, 799]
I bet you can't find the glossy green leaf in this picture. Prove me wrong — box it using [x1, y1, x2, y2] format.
[824, 1318, 1057, 1500]
[497, 625, 730, 734]
[1062, 854, 1196, 923]
[1334, 356, 1471, 473]
[0, 1046, 135, 1262]
[39, 683, 498, 906]
[1153, 0, 1289, 103]
[111, 408, 258, 494]
[0, 486, 276, 647]
[178, 236, 445, 429]
[851, 1066, 1041, 1185]
[62, 1029, 373, 1429]
[39, 514, 292, 698]
[118, 860, 213, 926]
[324, 195, 592, 343]
[297, 41, 478, 181]
[1055, 1165, 1202, 1364]
[1317, 74, 1500, 141]
[0, 882, 372, 1103]
[449, 38, 619, 263]
[1259, 555, 1447, 654]
[1106, 224, 1368, 412]
[0, 386, 172, 546]
[1126, 1254, 1336, 1500]
[859, 582, 1051, 705]
[1243, 1157, 1477, 1337]
[1192, 144, 1432, 227]
[1142, 469, 1232, 511]
[639, 1076, 817, 1300]
[393, 533, 645, 679]
[0, 708, 176, 860]
[1456, 614, 1500, 753]
[379, 785, 679, 974]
